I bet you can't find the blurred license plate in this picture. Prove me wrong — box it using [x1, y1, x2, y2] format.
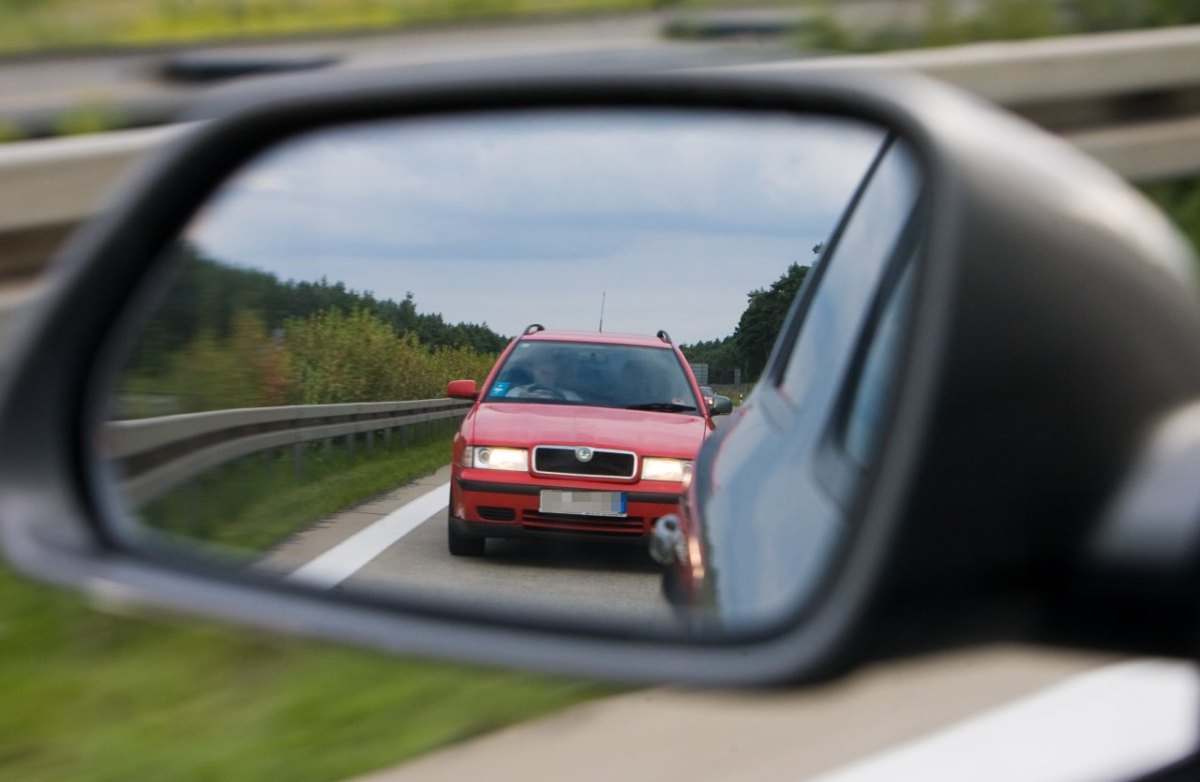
[539, 490, 627, 517]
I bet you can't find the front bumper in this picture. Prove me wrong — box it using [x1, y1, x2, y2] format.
[452, 474, 682, 538]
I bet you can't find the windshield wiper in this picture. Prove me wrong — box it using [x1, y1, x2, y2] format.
[625, 402, 697, 413]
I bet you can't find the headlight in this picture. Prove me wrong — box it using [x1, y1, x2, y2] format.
[466, 446, 528, 472]
[641, 457, 693, 482]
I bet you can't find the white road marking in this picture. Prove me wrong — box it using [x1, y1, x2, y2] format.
[285, 481, 450, 589]
[808, 659, 1199, 782]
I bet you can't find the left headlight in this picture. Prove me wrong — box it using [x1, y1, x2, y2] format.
[641, 457, 693, 483]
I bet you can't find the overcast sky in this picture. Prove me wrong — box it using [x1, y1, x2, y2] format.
[186, 109, 885, 345]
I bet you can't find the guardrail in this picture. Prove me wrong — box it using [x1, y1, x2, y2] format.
[106, 397, 471, 505]
[2, 25, 1200, 283]
[735, 26, 1200, 185]
[0, 124, 189, 281]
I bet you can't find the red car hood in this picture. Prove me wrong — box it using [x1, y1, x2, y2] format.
[467, 402, 707, 458]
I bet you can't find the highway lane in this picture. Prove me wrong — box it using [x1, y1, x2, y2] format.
[352, 505, 670, 627]
[259, 463, 674, 628]
[360, 648, 1198, 782]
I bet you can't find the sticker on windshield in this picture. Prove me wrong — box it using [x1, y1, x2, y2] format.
[489, 381, 511, 397]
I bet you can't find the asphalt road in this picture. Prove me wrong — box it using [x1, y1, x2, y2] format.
[258, 463, 673, 628]
[358, 648, 1198, 782]
[354, 507, 669, 626]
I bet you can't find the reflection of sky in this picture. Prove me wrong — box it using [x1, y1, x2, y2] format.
[188, 110, 884, 344]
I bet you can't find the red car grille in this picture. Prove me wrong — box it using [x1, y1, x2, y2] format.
[533, 446, 636, 478]
[521, 510, 645, 534]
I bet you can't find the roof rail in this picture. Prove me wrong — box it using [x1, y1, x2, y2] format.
[522, 323, 545, 336]
[656, 330, 672, 345]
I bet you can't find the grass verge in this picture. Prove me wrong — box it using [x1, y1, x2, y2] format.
[0, 0, 666, 55]
[141, 422, 456, 554]
[2, 418, 621, 780]
[0, 563, 617, 781]
[793, 0, 1200, 54]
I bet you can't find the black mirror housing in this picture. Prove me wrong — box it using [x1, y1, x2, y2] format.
[2, 66, 1200, 687]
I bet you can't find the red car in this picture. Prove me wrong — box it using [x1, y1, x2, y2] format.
[445, 324, 729, 556]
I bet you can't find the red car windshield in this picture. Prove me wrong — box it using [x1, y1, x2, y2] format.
[483, 341, 699, 414]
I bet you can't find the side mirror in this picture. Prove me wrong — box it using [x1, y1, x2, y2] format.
[447, 379, 478, 401]
[3, 68, 1199, 687]
[710, 395, 733, 416]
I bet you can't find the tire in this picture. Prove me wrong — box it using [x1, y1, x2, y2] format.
[448, 519, 485, 557]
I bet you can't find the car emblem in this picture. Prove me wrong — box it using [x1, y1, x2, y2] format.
[575, 447, 593, 463]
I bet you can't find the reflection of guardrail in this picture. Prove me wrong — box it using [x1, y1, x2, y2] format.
[0, 124, 189, 281]
[106, 398, 471, 505]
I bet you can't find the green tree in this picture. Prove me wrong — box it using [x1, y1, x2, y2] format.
[733, 263, 809, 381]
[285, 307, 408, 404]
[123, 245, 509, 385]
[283, 307, 496, 405]
[680, 336, 740, 384]
[153, 309, 286, 412]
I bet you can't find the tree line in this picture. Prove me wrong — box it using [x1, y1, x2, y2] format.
[127, 243, 507, 377]
[120, 244, 503, 414]
[681, 263, 809, 384]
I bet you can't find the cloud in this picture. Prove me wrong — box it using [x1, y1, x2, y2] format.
[185, 108, 886, 344]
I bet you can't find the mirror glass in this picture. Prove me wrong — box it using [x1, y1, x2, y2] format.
[98, 107, 912, 635]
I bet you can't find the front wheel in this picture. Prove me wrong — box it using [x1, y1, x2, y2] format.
[448, 519, 485, 557]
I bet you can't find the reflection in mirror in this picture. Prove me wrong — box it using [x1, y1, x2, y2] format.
[697, 136, 924, 630]
[99, 108, 905, 635]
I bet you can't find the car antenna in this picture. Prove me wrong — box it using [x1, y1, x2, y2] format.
[522, 323, 545, 337]
[599, 292, 606, 333]
[656, 330, 672, 345]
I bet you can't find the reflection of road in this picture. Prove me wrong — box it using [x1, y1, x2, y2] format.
[260, 464, 673, 628]
[363, 648, 1198, 782]
[352, 514, 669, 627]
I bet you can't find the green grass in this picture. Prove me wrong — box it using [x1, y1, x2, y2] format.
[142, 423, 456, 554]
[1, 418, 622, 780]
[0, 119, 26, 143]
[0, 563, 616, 781]
[52, 103, 129, 137]
[795, 0, 1200, 54]
[0, 0, 667, 55]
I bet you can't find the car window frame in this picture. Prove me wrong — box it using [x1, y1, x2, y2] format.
[761, 132, 926, 509]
